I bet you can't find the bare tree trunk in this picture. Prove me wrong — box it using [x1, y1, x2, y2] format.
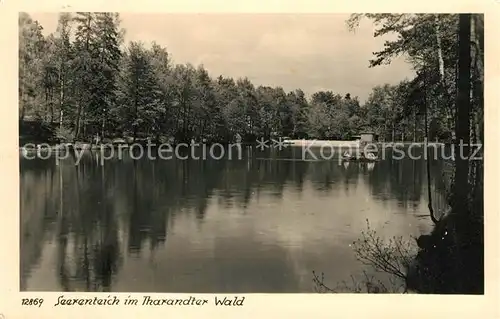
[49, 88, 55, 124]
[101, 116, 105, 140]
[413, 109, 417, 142]
[435, 15, 445, 82]
[59, 110, 64, 131]
[435, 14, 455, 138]
[471, 14, 484, 144]
[75, 14, 93, 142]
[59, 64, 65, 131]
[82, 111, 86, 140]
[74, 98, 82, 140]
[454, 14, 471, 211]
[45, 88, 49, 123]
[20, 62, 26, 121]
[423, 68, 437, 223]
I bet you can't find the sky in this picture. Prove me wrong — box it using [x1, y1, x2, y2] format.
[28, 13, 415, 102]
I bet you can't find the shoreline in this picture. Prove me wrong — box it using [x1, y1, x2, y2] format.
[19, 139, 449, 153]
[284, 140, 447, 147]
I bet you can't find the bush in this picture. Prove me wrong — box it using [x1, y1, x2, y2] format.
[313, 219, 417, 293]
[352, 219, 416, 280]
[55, 126, 75, 142]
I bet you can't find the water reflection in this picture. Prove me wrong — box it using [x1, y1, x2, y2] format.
[20, 146, 448, 292]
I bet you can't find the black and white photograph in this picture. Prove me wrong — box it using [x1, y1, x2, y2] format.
[18, 12, 484, 295]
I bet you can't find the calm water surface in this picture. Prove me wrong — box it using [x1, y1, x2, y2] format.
[20, 146, 450, 292]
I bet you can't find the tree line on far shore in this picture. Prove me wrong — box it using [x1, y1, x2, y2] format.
[19, 13, 481, 145]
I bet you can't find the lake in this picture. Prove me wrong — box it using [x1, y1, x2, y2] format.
[19, 145, 451, 292]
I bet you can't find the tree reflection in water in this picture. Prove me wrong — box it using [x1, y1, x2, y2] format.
[20, 147, 449, 292]
[56, 157, 122, 292]
[313, 148, 459, 294]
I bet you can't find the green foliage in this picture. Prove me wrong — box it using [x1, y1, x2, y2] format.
[19, 13, 482, 145]
[19, 13, 46, 120]
[55, 126, 74, 142]
[347, 13, 483, 142]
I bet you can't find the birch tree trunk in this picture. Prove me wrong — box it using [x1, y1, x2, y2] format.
[434, 15, 445, 82]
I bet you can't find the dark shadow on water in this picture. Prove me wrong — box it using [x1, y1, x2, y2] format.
[20, 147, 455, 292]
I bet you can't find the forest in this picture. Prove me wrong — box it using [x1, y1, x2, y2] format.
[19, 13, 482, 145]
[18, 12, 485, 294]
